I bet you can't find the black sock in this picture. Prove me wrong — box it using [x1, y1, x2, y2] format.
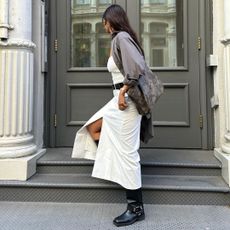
[126, 188, 143, 203]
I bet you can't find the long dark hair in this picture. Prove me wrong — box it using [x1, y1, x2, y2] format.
[102, 4, 144, 56]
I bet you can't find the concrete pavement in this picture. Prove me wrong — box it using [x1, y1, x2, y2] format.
[0, 202, 230, 230]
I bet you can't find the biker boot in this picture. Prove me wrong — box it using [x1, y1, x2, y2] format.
[113, 201, 145, 227]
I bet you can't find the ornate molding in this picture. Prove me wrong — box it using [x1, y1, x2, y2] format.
[0, 39, 36, 49]
[222, 143, 230, 155]
[0, 23, 14, 30]
[0, 144, 37, 158]
[0, 135, 34, 146]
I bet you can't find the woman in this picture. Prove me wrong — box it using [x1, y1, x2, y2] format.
[72, 4, 146, 227]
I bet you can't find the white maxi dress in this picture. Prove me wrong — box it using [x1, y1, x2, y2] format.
[71, 56, 142, 189]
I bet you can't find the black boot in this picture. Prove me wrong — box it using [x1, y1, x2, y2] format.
[113, 202, 145, 227]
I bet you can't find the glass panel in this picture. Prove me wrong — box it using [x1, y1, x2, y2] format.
[75, 0, 91, 5]
[141, 0, 184, 67]
[71, 0, 112, 68]
[149, 0, 167, 4]
[99, 0, 112, 4]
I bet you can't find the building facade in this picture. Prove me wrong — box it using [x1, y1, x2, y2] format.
[0, 0, 230, 187]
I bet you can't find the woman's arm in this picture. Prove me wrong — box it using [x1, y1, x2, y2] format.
[118, 85, 129, 110]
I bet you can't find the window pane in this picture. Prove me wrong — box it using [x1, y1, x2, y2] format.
[71, 0, 112, 68]
[149, 0, 167, 4]
[99, 0, 111, 4]
[76, 0, 90, 5]
[141, 0, 184, 67]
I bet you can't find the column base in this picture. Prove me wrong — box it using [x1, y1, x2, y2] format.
[0, 148, 46, 181]
[0, 144, 37, 159]
[222, 133, 230, 154]
[214, 148, 230, 186]
[222, 143, 230, 154]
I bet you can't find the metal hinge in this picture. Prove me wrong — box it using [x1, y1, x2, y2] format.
[54, 114, 57, 127]
[54, 39, 58, 52]
[197, 37, 201, 50]
[199, 114, 203, 129]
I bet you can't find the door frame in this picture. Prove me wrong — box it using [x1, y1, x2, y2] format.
[45, 0, 57, 147]
[199, 0, 214, 149]
[45, 0, 214, 149]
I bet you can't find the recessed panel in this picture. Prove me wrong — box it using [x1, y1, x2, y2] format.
[153, 83, 189, 126]
[66, 84, 113, 125]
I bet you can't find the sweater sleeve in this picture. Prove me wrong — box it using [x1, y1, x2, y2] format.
[117, 34, 146, 87]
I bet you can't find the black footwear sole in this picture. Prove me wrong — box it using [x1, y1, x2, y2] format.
[113, 214, 145, 227]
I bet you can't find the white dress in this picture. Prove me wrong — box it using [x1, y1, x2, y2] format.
[71, 56, 142, 189]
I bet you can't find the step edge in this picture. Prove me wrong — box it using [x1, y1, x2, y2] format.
[37, 161, 221, 168]
[0, 174, 229, 192]
[0, 182, 229, 193]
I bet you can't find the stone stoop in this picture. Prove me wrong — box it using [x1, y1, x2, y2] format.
[0, 148, 230, 205]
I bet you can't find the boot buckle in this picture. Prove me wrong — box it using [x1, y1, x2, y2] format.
[133, 205, 142, 213]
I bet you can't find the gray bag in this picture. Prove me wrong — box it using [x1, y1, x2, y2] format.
[127, 65, 164, 115]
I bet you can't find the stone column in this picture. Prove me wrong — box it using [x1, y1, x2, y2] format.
[221, 40, 230, 154]
[221, 0, 230, 155]
[0, 0, 44, 180]
[214, 0, 230, 186]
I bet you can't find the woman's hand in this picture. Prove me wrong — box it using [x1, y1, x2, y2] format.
[118, 85, 129, 110]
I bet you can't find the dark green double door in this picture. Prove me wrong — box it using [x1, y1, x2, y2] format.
[50, 0, 212, 149]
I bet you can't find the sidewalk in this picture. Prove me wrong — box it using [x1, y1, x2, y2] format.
[0, 202, 230, 230]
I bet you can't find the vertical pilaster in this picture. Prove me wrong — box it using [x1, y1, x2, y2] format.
[221, 40, 230, 154]
[214, 0, 230, 186]
[220, 0, 230, 154]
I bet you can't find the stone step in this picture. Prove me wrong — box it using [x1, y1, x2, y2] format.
[0, 173, 229, 205]
[37, 148, 222, 176]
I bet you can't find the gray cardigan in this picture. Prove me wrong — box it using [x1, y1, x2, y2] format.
[111, 31, 154, 143]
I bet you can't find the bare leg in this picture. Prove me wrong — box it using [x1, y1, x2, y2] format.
[86, 118, 103, 141]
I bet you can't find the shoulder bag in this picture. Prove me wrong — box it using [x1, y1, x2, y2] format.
[127, 65, 164, 115]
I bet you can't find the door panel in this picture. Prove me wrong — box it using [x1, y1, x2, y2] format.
[54, 0, 203, 148]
